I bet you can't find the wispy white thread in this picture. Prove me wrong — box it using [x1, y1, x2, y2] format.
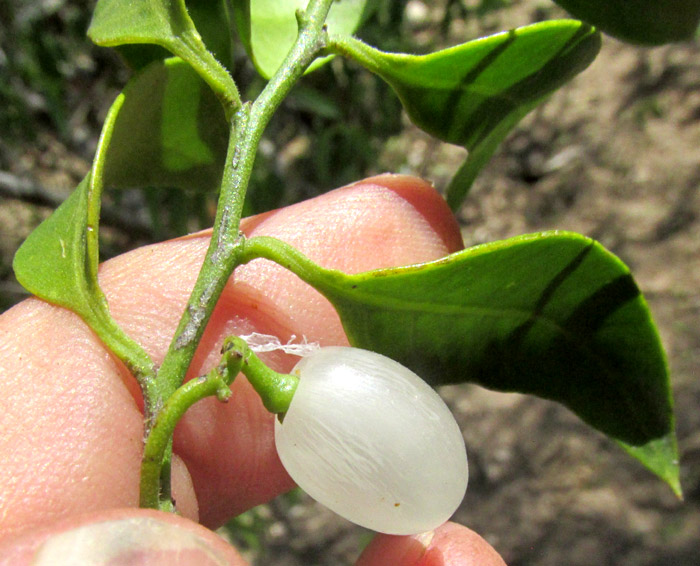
[239, 332, 320, 357]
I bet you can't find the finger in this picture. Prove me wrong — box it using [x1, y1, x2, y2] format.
[0, 508, 246, 566]
[356, 522, 507, 566]
[0, 174, 463, 538]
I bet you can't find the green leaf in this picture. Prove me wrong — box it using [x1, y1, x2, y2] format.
[115, 0, 234, 72]
[88, 0, 239, 114]
[331, 232, 678, 493]
[329, 20, 601, 209]
[89, 0, 193, 47]
[13, 175, 105, 321]
[101, 57, 228, 192]
[242, 233, 679, 494]
[13, 102, 154, 380]
[14, 90, 124, 323]
[231, 0, 372, 79]
[554, 0, 700, 45]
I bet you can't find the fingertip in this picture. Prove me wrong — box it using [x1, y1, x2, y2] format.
[347, 174, 463, 253]
[357, 522, 506, 566]
[425, 522, 507, 566]
[356, 530, 433, 566]
[238, 173, 462, 254]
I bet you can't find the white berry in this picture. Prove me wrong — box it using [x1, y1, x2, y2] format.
[274, 346, 468, 535]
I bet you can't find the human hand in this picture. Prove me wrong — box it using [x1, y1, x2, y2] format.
[0, 175, 506, 565]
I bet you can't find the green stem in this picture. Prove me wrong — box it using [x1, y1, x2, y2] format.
[229, 337, 299, 415]
[241, 235, 345, 290]
[172, 30, 241, 121]
[154, 113, 248, 406]
[140, 354, 240, 510]
[139, 336, 298, 509]
[326, 34, 388, 76]
[140, 0, 336, 511]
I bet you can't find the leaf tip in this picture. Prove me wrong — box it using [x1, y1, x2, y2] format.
[620, 432, 682, 499]
[665, 461, 684, 501]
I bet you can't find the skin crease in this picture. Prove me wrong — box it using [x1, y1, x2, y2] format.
[0, 175, 505, 565]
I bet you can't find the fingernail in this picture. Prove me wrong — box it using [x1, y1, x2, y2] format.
[394, 530, 436, 565]
[32, 517, 228, 566]
[357, 529, 436, 566]
[414, 530, 435, 549]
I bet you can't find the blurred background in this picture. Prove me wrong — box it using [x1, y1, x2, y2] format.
[1, 1, 699, 564]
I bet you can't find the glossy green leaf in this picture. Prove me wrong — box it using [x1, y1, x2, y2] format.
[331, 232, 678, 492]
[88, 0, 238, 113]
[330, 21, 600, 210]
[242, 232, 678, 494]
[101, 57, 228, 192]
[554, 0, 700, 45]
[231, 0, 372, 79]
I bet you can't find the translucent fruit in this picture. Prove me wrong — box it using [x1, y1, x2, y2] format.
[274, 347, 468, 535]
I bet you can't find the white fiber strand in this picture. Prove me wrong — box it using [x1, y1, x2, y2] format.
[239, 332, 320, 356]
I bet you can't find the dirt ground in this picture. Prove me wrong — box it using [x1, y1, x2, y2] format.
[1, 1, 699, 565]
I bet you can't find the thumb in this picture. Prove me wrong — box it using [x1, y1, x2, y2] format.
[0, 509, 246, 566]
